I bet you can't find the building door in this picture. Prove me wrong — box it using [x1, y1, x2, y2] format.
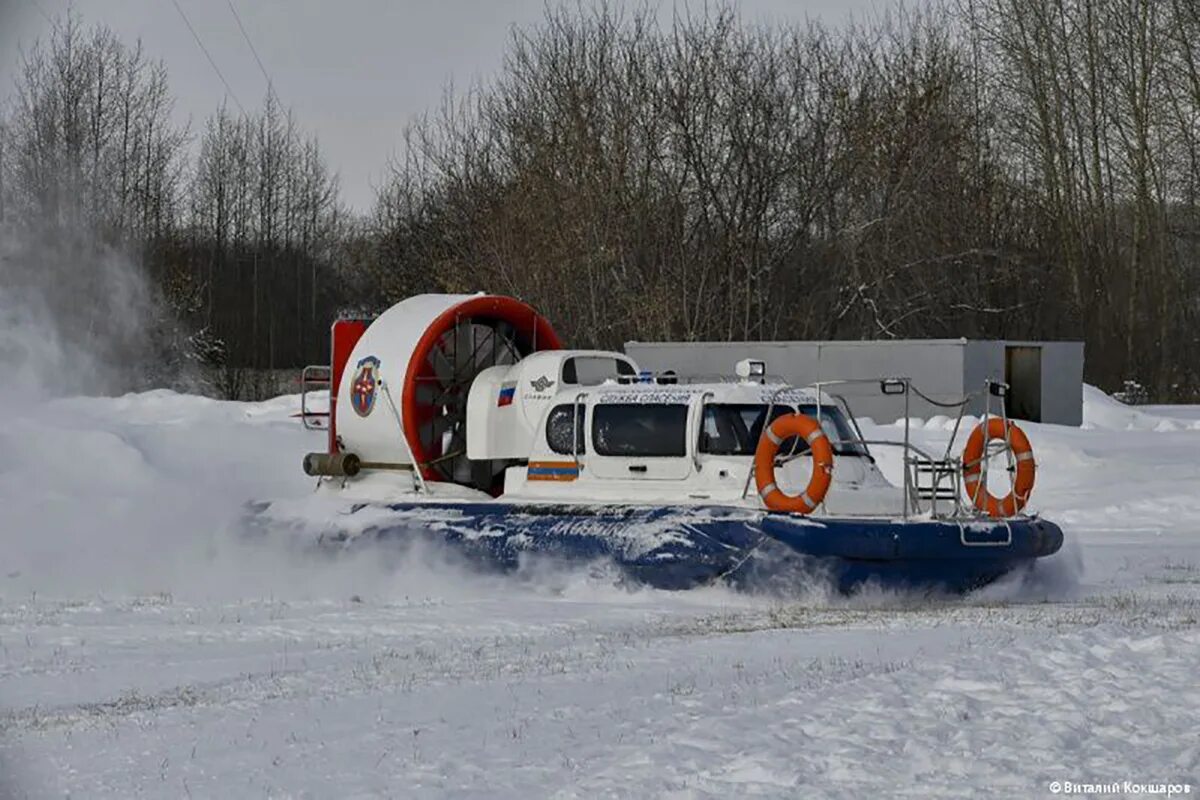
[1004, 346, 1042, 422]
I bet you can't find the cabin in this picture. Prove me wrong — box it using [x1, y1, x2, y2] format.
[466, 363, 901, 515]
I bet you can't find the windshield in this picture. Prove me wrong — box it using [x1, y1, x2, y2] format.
[798, 403, 869, 457]
[699, 404, 793, 455]
[699, 403, 867, 457]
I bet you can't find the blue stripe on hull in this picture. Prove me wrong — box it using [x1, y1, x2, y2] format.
[321, 502, 1063, 594]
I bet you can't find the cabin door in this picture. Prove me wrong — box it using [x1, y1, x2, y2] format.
[586, 401, 695, 481]
[1004, 346, 1043, 422]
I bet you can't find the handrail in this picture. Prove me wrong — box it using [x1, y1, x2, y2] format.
[811, 376, 989, 520]
[829, 392, 871, 460]
[741, 383, 795, 501]
[742, 374, 1031, 522]
[300, 364, 332, 431]
[572, 391, 588, 471]
[693, 391, 714, 473]
[969, 379, 1019, 518]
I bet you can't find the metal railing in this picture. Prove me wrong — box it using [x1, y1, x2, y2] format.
[299, 364, 331, 430]
[806, 377, 1023, 522]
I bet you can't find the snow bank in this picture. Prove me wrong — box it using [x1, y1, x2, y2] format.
[1082, 383, 1200, 431]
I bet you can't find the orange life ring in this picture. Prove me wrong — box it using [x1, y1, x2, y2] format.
[754, 413, 834, 514]
[962, 417, 1036, 517]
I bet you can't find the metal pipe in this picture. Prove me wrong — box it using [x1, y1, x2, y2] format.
[303, 451, 361, 477]
[972, 381, 995, 518]
[831, 393, 871, 460]
[741, 383, 792, 500]
[997, 381, 1018, 509]
[854, 439, 943, 463]
[902, 378, 910, 519]
[573, 391, 588, 471]
[380, 380, 429, 494]
[694, 391, 714, 472]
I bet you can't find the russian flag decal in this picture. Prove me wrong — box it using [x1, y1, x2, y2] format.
[497, 381, 517, 407]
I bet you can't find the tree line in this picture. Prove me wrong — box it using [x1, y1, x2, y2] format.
[0, 14, 344, 397]
[2, 3, 1197, 401]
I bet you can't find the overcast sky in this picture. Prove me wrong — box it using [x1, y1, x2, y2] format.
[1, 0, 882, 212]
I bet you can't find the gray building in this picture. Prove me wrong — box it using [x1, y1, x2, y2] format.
[624, 339, 1085, 426]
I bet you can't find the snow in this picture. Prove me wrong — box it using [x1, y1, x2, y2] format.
[1082, 383, 1200, 431]
[3, 387, 1200, 798]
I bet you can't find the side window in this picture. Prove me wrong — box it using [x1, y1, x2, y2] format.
[562, 356, 636, 386]
[592, 404, 688, 457]
[545, 404, 586, 455]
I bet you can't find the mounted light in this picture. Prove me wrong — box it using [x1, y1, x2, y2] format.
[735, 359, 766, 381]
[881, 379, 907, 395]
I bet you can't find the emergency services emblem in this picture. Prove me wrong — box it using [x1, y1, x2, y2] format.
[351, 356, 381, 417]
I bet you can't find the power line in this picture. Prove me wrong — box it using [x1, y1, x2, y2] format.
[170, 0, 247, 115]
[27, 0, 57, 29]
[226, 0, 277, 103]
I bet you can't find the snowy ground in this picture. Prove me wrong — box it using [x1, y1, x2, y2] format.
[2, 387, 1199, 798]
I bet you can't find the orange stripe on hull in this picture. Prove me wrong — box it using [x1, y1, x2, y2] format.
[527, 460, 579, 482]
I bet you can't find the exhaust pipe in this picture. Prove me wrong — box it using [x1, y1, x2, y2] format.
[303, 452, 362, 477]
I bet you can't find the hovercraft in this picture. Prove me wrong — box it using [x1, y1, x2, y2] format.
[261, 293, 1063, 594]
